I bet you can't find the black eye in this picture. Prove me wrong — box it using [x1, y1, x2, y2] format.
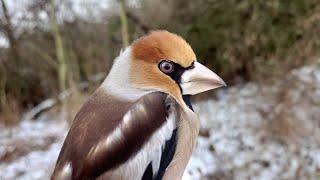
[159, 61, 174, 74]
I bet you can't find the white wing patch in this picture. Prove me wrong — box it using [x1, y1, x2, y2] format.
[100, 106, 178, 179]
[107, 128, 123, 146]
[152, 147, 162, 176]
[87, 98, 151, 162]
[151, 110, 176, 176]
[87, 127, 123, 159]
[122, 110, 132, 126]
[54, 162, 72, 180]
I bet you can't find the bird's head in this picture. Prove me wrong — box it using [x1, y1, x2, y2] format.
[104, 30, 226, 108]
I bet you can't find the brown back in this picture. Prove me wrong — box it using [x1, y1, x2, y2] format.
[52, 89, 169, 179]
[52, 88, 131, 178]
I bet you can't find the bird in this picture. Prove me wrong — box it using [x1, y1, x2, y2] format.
[51, 30, 226, 180]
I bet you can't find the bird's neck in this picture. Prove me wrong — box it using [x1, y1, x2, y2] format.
[101, 47, 152, 101]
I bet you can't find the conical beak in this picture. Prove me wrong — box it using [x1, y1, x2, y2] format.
[180, 62, 226, 95]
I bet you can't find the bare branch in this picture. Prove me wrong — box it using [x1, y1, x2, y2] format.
[126, 11, 151, 34]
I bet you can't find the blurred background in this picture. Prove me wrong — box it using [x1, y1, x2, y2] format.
[0, 0, 319, 179]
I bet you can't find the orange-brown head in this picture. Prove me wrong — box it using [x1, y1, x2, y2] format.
[132, 30, 196, 67]
[103, 30, 226, 108]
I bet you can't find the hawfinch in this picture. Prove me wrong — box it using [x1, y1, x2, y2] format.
[51, 30, 226, 180]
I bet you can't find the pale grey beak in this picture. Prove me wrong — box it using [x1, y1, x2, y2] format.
[181, 62, 226, 95]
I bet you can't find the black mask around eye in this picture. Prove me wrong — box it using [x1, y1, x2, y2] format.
[158, 60, 187, 84]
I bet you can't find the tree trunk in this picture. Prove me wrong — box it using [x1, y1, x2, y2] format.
[0, 0, 19, 108]
[1, 0, 19, 61]
[49, 0, 67, 92]
[0, 62, 6, 108]
[119, 0, 129, 48]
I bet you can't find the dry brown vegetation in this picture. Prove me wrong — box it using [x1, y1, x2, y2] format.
[0, 0, 319, 123]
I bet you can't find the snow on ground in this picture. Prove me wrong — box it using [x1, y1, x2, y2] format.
[0, 115, 68, 180]
[184, 64, 320, 180]
[0, 64, 320, 179]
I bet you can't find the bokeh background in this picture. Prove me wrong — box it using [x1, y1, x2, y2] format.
[0, 0, 319, 179]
